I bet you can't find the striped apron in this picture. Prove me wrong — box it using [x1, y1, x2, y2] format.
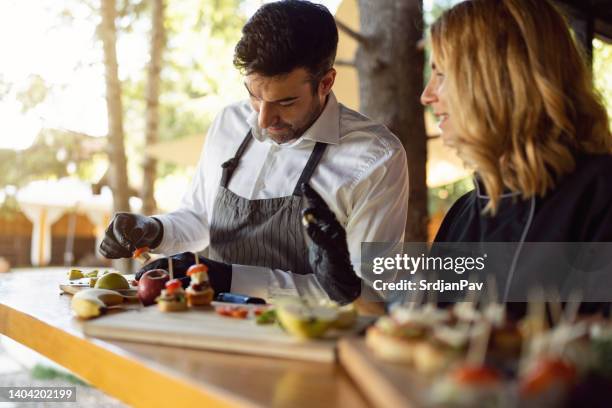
[208, 131, 328, 275]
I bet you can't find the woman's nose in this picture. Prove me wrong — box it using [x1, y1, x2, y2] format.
[420, 78, 437, 106]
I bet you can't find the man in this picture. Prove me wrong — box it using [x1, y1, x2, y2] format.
[100, 0, 409, 304]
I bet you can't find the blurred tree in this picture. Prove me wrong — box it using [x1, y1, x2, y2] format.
[100, 0, 131, 271]
[142, 0, 166, 215]
[121, 0, 245, 182]
[3, 0, 244, 217]
[337, 0, 428, 242]
[100, 0, 130, 214]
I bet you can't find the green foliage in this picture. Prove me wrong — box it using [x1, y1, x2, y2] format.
[0, 129, 103, 191]
[593, 38, 612, 126]
[31, 364, 89, 386]
[16, 75, 49, 112]
[4, 0, 249, 194]
[120, 0, 247, 179]
[428, 177, 474, 216]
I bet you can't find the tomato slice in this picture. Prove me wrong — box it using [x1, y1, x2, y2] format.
[452, 365, 501, 385]
[165, 279, 182, 294]
[187, 264, 208, 276]
[231, 308, 249, 319]
[216, 306, 236, 317]
[215, 305, 249, 319]
[520, 358, 576, 396]
[133, 247, 150, 258]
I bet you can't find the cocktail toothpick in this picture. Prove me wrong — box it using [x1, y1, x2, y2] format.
[168, 256, 174, 281]
[548, 288, 563, 327]
[466, 321, 492, 367]
[563, 290, 582, 324]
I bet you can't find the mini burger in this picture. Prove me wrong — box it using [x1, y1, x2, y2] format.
[156, 279, 187, 312]
[186, 263, 214, 307]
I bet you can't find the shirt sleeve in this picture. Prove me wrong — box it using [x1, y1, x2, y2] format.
[153, 117, 219, 254]
[230, 264, 332, 301]
[344, 139, 409, 300]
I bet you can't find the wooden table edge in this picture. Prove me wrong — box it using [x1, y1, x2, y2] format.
[338, 337, 417, 408]
[0, 303, 259, 408]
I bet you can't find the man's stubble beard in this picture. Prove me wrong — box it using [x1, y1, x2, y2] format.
[264, 96, 324, 144]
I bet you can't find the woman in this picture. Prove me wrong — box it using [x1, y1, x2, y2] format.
[301, 0, 612, 308]
[421, 0, 612, 307]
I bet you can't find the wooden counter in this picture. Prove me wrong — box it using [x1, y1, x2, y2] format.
[0, 270, 370, 408]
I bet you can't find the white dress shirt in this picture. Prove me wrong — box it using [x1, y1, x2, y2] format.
[155, 92, 409, 300]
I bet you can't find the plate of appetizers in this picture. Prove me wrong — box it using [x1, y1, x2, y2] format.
[81, 295, 370, 363]
[339, 291, 612, 408]
[65, 251, 372, 362]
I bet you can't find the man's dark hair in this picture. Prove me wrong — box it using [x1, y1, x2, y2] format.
[233, 0, 338, 83]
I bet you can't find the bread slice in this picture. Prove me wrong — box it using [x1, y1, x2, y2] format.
[157, 299, 187, 312]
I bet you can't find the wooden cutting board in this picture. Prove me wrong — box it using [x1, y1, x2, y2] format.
[338, 338, 428, 408]
[83, 307, 372, 363]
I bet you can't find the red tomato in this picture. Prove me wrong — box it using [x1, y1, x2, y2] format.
[215, 306, 248, 319]
[214, 306, 230, 316]
[231, 309, 248, 319]
[187, 264, 208, 276]
[520, 358, 576, 396]
[133, 247, 150, 258]
[452, 365, 501, 385]
[165, 279, 182, 294]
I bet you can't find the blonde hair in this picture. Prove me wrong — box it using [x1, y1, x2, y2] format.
[430, 0, 611, 213]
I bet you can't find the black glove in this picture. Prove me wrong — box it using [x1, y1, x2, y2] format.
[135, 252, 232, 292]
[99, 213, 163, 259]
[301, 183, 361, 304]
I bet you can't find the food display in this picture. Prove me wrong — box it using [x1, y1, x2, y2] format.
[429, 364, 507, 407]
[210, 297, 359, 339]
[366, 303, 455, 367]
[358, 295, 612, 408]
[156, 279, 187, 312]
[185, 261, 214, 307]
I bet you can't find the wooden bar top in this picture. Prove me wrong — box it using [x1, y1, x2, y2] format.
[0, 269, 370, 408]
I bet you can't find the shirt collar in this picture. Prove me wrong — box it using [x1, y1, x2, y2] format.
[246, 92, 340, 146]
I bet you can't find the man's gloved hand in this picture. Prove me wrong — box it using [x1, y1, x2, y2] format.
[301, 183, 361, 304]
[135, 252, 232, 292]
[99, 213, 163, 259]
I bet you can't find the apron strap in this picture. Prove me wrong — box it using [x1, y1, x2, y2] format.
[220, 130, 328, 195]
[220, 130, 253, 188]
[292, 142, 328, 196]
